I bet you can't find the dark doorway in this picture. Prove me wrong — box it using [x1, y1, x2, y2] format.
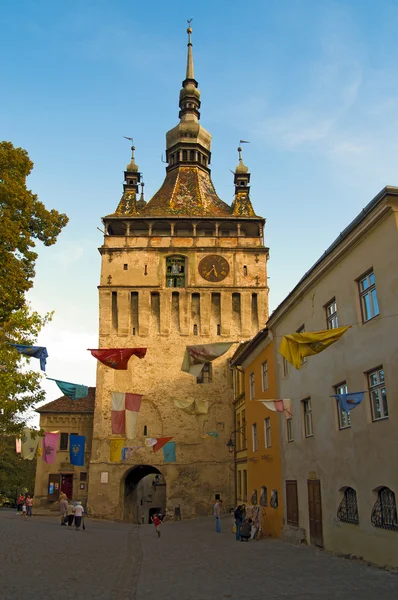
[123, 465, 166, 524]
[61, 474, 73, 500]
[308, 479, 323, 547]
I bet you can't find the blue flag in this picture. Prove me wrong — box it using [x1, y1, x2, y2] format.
[10, 344, 48, 372]
[333, 392, 365, 413]
[69, 435, 85, 466]
[163, 441, 176, 463]
[47, 378, 88, 400]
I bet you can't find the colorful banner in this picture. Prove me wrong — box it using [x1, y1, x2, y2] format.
[47, 378, 89, 400]
[110, 438, 125, 462]
[145, 438, 157, 447]
[153, 437, 173, 453]
[111, 392, 143, 438]
[89, 348, 147, 370]
[181, 343, 234, 377]
[332, 392, 365, 413]
[279, 326, 350, 370]
[174, 398, 208, 415]
[69, 434, 85, 466]
[21, 429, 39, 460]
[163, 441, 176, 463]
[10, 344, 48, 371]
[256, 399, 293, 418]
[43, 432, 59, 464]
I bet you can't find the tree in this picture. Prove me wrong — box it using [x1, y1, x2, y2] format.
[0, 142, 68, 435]
[0, 435, 36, 501]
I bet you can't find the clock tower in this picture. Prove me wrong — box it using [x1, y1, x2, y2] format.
[87, 25, 269, 521]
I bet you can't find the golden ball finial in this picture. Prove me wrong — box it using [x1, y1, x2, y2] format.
[187, 26, 192, 34]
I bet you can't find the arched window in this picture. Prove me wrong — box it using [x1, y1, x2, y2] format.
[337, 487, 359, 524]
[371, 487, 398, 531]
[260, 486, 267, 507]
[270, 490, 279, 508]
[166, 255, 186, 288]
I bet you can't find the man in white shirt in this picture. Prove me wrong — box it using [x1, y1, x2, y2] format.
[213, 499, 223, 533]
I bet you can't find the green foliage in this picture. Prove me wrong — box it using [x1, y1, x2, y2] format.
[0, 435, 37, 499]
[0, 141, 68, 434]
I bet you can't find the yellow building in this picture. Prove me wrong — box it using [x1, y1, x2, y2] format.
[231, 329, 283, 538]
[87, 26, 269, 521]
[231, 344, 248, 506]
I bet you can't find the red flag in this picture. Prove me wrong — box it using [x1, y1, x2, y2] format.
[89, 348, 147, 370]
[153, 437, 173, 453]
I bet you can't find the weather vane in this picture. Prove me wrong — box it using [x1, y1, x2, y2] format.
[187, 18, 193, 26]
[123, 136, 134, 144]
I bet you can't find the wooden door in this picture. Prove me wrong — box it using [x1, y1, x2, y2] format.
[308, 479, 323, 547]
[48, 474, 61, 501]
[286, 480, 299, 526]
[61, 474, 73, 499]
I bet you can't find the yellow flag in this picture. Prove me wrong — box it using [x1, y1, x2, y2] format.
[110, 438, 125, 462]
[279, 326, 350, 370]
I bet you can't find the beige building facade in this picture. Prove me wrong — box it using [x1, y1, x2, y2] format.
[87, 28, 269, 521]
[268, 187, 398, 567]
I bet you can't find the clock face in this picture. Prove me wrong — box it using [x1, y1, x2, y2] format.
[198, 255, 230, 282]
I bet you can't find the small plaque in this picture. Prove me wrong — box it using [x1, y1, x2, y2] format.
[100, 472, 109, 484]
[309, 471, 317, 480]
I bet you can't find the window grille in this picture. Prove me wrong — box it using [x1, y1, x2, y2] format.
[59, 433, 68, 451]
[261, 361, 268, 391]
[303, 399, 313, 437]
[287, 418, 294, 442]
[264, 418, 271, 448]
[326, 299, 338, 329]
[166, 255, 185, 288]
[368, 367, 388, 421]
[249, 373, 255, 400]
[337, 487, 359, 525]
[371, 487, 398, 531]
[252, 423, 258, 452]
[359, 270, 379, 322]
[335, 383, 351, 429]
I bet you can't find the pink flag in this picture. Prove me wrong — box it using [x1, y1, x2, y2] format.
[43, 432, 59, 464]
[16, 438, 21, 453]
[257, 399, 292, 418]
[111, 392, 143, 438]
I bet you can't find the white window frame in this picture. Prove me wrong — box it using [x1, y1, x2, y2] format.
[303, 399, 313, 438]
[252, 423, 258, 452]
[287, 418, 294, 442]
[264, 418, 271, 448]
[249, 372, 255, 400]
[261, 361, 268, 391]
[368, 367, 388, 421]
[335, 382, 351, 429]
[283, 357, 289, 378]
[326, 298, 338, 329]
[359, 270, 379, 322]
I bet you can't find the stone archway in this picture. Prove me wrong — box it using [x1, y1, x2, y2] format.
[123, 465, 166, 524]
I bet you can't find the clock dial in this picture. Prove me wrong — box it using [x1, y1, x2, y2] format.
[198, 255, 230, 282]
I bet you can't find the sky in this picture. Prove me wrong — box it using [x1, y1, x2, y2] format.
[2, 0, 398, 420]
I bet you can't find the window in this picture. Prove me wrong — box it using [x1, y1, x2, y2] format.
[371, 487, 398, 531]
[236, 414, 241, 451]
[359, 270, 379, 322]
[264, 418, 271, 448]
[261, 361, 268, 391]
[287, 418, 294, 442]
[243, 470, 248, 501]
[286, 481, 299, 526]
[166, 255, 185, 288]
[368, 367, 388, 420]
[123, 264, 128, 270]
[326, 298, 338, 329]
[59, 433, 68, 451]
[237, 471, 242, 500]
[252, 423, 258, 452]
[283, 357, 289, 377]
[303, 399, 313, 437]
[296, 325, 306, 364]
[241, 410, 247, 448]
[337, 487, 359, 525]
[197, 363, 212, 384]
[249, 373, 255, 400]
[270, 489, 279, 508]
[143, 425, 147, 436]
[80, 472, 87, 482]
[335, 383, 351, 429]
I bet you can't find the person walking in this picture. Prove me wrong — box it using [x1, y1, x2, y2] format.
[25, 495, 33, 517]
[234, 505, 243, 541]
[17, 494, 25, 514]
[151, 513, 162, 538]
[59, 493, 68, 526]
[67, 500, 75, 530]
[73, 501, 85, 531]
[214, 498, 223, 533]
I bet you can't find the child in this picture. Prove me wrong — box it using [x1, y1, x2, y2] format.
[21, 502, 27, 520]
[151, 513, 162, 538]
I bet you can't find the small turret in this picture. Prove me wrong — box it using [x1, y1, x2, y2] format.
[231, 146, 256, 217]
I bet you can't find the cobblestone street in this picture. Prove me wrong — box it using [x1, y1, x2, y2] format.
[1, 509, 397, 600]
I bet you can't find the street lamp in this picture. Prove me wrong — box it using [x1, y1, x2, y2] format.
[226, 425, 246, 453]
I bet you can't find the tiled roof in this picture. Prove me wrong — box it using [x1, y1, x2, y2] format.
[36, 387, 95, 414]
[139, 166, 232, 217]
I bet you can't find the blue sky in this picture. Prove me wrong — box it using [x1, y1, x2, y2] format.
[2, 0, 398, 416]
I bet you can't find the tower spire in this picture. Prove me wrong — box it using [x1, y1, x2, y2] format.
[186, 19, 194, 80]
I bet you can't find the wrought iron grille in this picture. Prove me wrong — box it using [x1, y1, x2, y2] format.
[337, 487, 359, 525]
[371, 488, 398, 531]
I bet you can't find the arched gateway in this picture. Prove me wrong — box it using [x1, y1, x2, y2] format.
[123, 465, 166, 524]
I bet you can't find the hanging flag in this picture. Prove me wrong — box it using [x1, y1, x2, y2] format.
[153, 437, 173, 453]
[279, 326, 350, 370]
[181, 343, 234, 377]
[10, 344, 48, 371]
[89, 348, 147, 370]
[122, 447, 133, 460]
[174, 398, 208, 415]
[111, 392, 143, 438]
[47, 378, 89, 400]
[163, 441, 176, 463]
[16, 438, 22, 453]
[331, 392, 364, 413]
[145, 438, 157, 447]
[256, 399, 293, 418]
[69, 434, 85, 466]
[110, 438, 125, 462]
[204, 431, 219, 439]
[43, 432, 59, 464]
[21, 429, 39, 460]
